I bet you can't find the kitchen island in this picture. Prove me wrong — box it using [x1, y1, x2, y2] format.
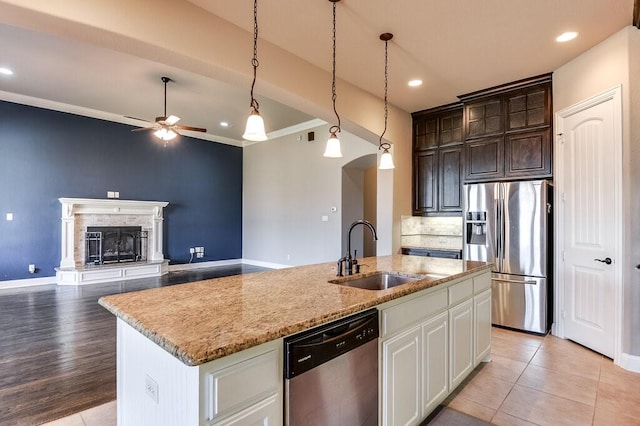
[100, 255, 492, 425]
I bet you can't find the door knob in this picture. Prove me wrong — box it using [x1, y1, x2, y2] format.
[594, 257, 612, 265]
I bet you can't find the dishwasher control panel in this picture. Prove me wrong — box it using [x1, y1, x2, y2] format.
[284, 309, 379, 379]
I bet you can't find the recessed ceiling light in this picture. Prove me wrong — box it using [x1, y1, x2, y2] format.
[408, 79, 423, 87]
[0, 67, 14, 76]
[556, 32, 578, 43]
[220, 122, 229, 127]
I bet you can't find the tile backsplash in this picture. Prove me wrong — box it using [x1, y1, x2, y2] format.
[401, 215, 463, 250]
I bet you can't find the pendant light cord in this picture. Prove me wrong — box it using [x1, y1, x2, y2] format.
[249, 0, 260, 112]
[330, 0, 340, 135]
[379, 36, 390, 151]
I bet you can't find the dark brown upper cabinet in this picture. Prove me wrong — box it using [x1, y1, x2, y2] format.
[411, 103, 463, 215]
[459, 73, 552, 183]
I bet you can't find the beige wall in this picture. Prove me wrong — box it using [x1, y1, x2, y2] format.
[0, 0, 413, 254]
[554, 26, 640, 356]
[243, 125, 377, 266]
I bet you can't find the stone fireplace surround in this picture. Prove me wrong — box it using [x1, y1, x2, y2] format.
[56, 198, 169, 285]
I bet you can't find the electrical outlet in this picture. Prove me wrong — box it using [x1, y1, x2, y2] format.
[28, 264, 36, 274]
[144, 374, 159, 404]
[189, 247, 195, 254]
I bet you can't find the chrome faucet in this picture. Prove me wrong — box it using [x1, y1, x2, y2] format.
[337, 220, 378, 276]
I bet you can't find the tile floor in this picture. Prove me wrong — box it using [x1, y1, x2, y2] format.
[42, 327, 640, 426]
[444, 327, 640, 425]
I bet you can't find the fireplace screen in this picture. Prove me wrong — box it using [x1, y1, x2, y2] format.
[85, 226, 148, 265]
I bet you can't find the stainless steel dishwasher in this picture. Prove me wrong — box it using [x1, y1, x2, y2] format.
[284, 309, 379, 426]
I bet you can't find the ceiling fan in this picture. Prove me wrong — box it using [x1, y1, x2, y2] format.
[130, 76, 206, 142]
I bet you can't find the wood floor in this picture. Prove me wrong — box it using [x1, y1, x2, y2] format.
[0, 264, 268, 426]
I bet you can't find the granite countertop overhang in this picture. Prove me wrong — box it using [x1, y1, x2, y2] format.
[99, 255, 491, 366]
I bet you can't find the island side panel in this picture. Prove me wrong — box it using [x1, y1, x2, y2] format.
[117, 319, 200, 426]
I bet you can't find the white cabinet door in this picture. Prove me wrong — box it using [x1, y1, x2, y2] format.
[474, 289, 492, 365]
[421, 311, 448, 417]
[382, 327, 421, 426]
[214, 394, 280, 426]
[449, 298, 474, 390]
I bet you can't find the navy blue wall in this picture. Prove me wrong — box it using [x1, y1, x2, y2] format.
[0, 100, 243, 281]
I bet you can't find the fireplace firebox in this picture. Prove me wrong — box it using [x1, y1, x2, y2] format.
[85, 226, 148, 265]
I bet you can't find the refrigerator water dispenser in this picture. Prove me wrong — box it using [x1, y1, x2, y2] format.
[466, 211, 487, 245]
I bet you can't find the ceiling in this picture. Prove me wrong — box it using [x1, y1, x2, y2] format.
[0, 0, 635, 145]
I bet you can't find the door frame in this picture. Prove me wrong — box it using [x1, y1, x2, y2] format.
[554, 85, 623, 362]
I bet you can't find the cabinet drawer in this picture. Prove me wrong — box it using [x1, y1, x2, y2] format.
[382, 289, 447, 338]
[206, 350, 280, 422]
[473, 273, 491, 294]
[448, 279, 473, 306]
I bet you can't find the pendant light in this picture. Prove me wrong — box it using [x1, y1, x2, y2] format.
[323, 0, 343, 158]
[242, 0, 268, 141]
[378, 33, 395, 169]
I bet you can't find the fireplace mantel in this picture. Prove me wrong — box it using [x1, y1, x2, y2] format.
[56, 198, 169, 285]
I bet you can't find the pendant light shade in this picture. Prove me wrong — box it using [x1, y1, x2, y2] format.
[324, 0, 343, 158]
[323, 131, 343, 157]
[378, 32, 395, 169]
[243, 109, 267, 141]
[243, 0, 268, 142]
[379, 147, 395, 169]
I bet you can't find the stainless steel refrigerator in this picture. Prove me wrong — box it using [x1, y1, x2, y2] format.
[463, 180, 553, 334]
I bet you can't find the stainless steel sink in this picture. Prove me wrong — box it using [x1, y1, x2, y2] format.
[329, 272, 421, 290]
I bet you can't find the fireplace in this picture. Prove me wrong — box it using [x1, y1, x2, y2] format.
[85, 226, 148, 265]
[56, 198, 169, 285]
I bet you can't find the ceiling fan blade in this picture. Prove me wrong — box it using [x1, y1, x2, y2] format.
[165, 115, 180, 125]
[131, 127, 156, 133]
[176, 125, 207, 132]
[125, 115, 152, 123]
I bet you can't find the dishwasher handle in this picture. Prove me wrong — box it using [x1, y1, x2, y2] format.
[284, 309, 379, 379]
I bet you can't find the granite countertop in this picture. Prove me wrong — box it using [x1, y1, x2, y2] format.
[99, 255, 490, 366]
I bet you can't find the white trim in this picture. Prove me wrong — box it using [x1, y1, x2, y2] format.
[168, 259, 242, 271]
[618, 353, 640, 373]
[554, 85, 623, 363]
[0, 90, 244, 147]
[241, 259, 291, 269]
[0, 276, 57, 290]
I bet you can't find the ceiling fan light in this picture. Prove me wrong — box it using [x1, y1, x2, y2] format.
[379, 148, 395, 169]
[243, 110, 267, 141]
[323, 132, 343, 158]
[154, 128, 177, 141]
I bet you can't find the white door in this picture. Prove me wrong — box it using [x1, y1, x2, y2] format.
[421, 311, 448, 416]
[382, 327, 421, 426]
[557, 88, 621, 358]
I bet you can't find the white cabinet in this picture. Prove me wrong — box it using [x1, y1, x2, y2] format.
[116, 319, 282, 426]
[379, 270, 491, 425]
[421, 311, 448, 416]
[204, 347, 281, 425]
[213, 394, 280, 426]
[448, 298, 474, 390]
[382, 327, 422, 426]
[474, 289, 492, 365]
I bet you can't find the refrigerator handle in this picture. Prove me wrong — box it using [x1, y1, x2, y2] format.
[495, 197, 501, 261]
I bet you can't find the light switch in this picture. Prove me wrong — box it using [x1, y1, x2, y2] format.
[114, 192, 120, 198]
[321, 215, 329, 222]
[107, 191, 115, 198]
[6, 213, 13, 221]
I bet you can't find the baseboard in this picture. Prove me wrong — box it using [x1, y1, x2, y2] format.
[0, 276, 57, 290]
[241, 259, 291, 269]
[618, 352, 640, 373]
[168, 259, 242, 271]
